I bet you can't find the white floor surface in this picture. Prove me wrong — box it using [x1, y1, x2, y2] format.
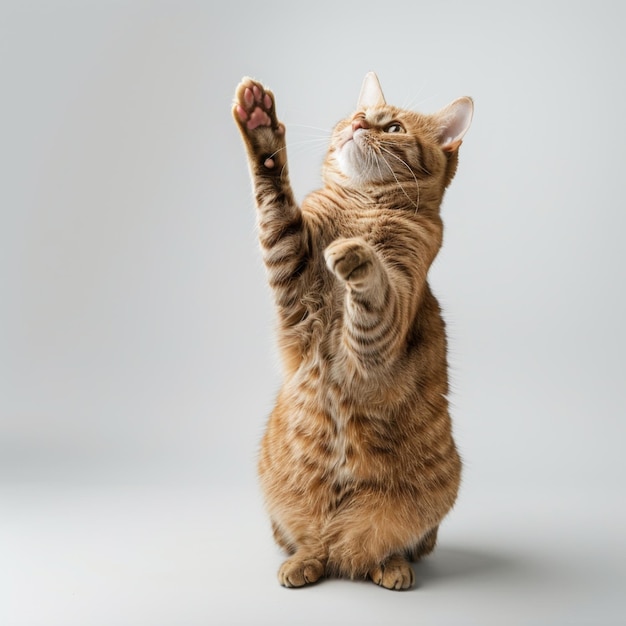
[2, 480, 624, 626]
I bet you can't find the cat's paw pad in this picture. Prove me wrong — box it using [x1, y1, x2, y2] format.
[234, 78, 283, 134]
[324, 237, 375, 284]
[369, 555, 415, 591]
[233, 78, 285, 168]
[278, 556, 325, 588]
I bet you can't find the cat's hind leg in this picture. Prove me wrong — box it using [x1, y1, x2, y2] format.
[368, 527, 438, 590]
[406, 526, 439, 562]
[275, 536, 327, 588]
[278, 551, 326, 588]
[269, 511, 327, 588]
[271, 519, 296, 555]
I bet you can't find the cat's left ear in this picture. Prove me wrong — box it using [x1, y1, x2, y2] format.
[357, 72, 386, 109]
[437, 97, 474, 152]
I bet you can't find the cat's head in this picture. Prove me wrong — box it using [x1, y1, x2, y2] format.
[322, 72, 473, 209]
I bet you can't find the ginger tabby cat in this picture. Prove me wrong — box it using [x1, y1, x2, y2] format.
[233, 72, 473, 590]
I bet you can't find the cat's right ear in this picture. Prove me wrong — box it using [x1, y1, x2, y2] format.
[357, 72, 386, 109]
[437, 97, 474, 152]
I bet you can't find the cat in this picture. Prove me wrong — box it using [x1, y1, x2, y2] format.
[232, 72, 473, 590]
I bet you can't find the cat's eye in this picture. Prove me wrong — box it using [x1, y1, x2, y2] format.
[384, 122, 404, 133]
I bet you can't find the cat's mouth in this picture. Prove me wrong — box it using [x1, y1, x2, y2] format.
[338, 127, 369, 151]
[338, 131, 355, 150]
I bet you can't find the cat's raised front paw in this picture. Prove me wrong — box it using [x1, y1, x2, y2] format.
[233, 79, 282, 134]
[233, 78, 285, 169]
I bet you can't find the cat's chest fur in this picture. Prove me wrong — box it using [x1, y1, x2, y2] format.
[274, 196, 431, 486]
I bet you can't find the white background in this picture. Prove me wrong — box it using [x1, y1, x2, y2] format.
[1, 1, 625, 624]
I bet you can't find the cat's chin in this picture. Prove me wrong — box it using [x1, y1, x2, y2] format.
[334, 148, 384, 188]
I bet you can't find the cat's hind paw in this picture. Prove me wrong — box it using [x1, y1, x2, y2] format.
[278, 556, 325, 588]
[369, 554, 415, 591]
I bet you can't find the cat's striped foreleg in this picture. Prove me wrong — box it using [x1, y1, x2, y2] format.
[233, 78, 310, 320]
[324, 237, 408, 366]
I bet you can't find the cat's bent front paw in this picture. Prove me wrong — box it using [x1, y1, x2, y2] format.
[278, 556, 325, 588]
[324, 237, 376, 286]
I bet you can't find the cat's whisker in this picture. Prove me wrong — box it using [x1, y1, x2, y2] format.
[379, 147, 420, 211]
[290, 136, 331, 145]
[403, 95, 437, 110]
[379, 139, 429, 177]
[285, 138, 329, 148]
[374, 150, 386, 185]
[287, 139, 331, 153]
[264, 138, 329, 164]
[401, 89, 437, 113]
[283, 121, 332, 136]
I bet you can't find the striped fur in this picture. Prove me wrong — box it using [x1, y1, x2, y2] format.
[233, 76, 472, 590]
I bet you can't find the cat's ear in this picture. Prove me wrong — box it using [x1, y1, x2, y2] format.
[357, 71, 386, 109]
[437, 97, 474, 152]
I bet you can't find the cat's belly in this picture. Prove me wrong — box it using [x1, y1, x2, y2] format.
[285, 377, 355, 482]
[261, 364, 391, 497]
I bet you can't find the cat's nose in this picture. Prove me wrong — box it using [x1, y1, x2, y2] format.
[352, 118, 370, 132]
